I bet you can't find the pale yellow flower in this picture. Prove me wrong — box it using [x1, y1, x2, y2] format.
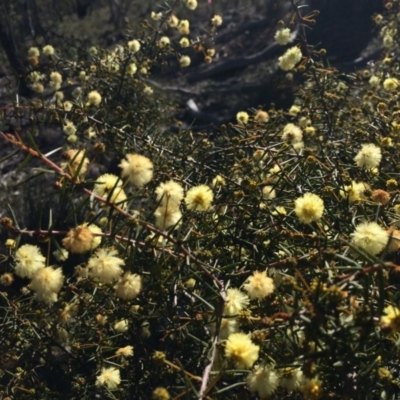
[96, 367, 121, 389]
[243, 270, 275, 300]
[225, 332, 259, 369]
[185, 185, 213, 211]
[294, 193, 324, 224]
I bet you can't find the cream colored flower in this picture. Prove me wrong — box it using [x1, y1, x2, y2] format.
[279, 367, 304, 392]
[282, 123, 303, 143]
[247, 364, 280, 397]
[224, 288, 249, 316]
[96, 367, 121, 389]
[88, 248, 125, 284]
[14, 244, 46, 279]
[155, 180, 184, 206]
[236, 111, 249, 125]
[185, 185, 213, 211]
[225, 332, 259, 369]
[383, 77, 399, 92]
[262, 186, 276, 200]
[119, 154, 153, 187]
[278, 46, 302, 71]
[155, 205, 182, 230]
[243, 270, 275, 300]
[351, 221, 388, 255]
[116, 345, 134, 358]
[179, 56, 191, 68]
[274, 27, 291, 45]
[127, 39, 141, 53]
[354, 143, 382, 169]
[115, 272, 142, 300]
[114, 319, 129, 332]
[294, 193, 324, 224]
[211, 15, 223, 27]
[86, 90, 102, 106]
[43, 45, 55, 55]
[254, 110, 269, 123]
[61, 149, 89, 177]
[30, 266, 64, 304]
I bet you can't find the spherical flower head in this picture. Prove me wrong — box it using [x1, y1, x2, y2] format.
[351, 221, 388, 256]
[185, 184, 213, 211]
[224, 288, 250, 316]
[42, 44, 55, 56]
[30, 267, 64, 303]
[96, 367, 121, 390]
[127, 39, 141, 53]
[243, 270, 275, 300]
[278, 46, 302, 71]
[32, 82, 44, 93]
[63, 120, 77, 136]
[254, 110, 269, 123]
[114, 319, 129, 332]
[381, 305, 400, 332]
[282, 123, 303, 143]
[0, 273, 14, 286]
[143, 85, 153, 95]
[180, 37, 190, 48]
[225, 332, 260, 369]
[152, 387, 171, 400]
[151, 11, 163, 21]
[383, 77, 399, 92]
[50, 71, 62, 90]
[274, 27, 291, 45]
[93, 173, 127, 208]
[178, 20, 190, 35]
[62, 224, 98, 254]
[219, 318, 239, 340]
[28, 46, 40, 57]
[88, 248, 125, 284]
[155, 205, 182, 230]
[14, 244, 46, 279]
[369, 75, 380, 87]
[262, 186, 276, 200]
[116, 345, 134, 358]
[340, 181, 370, 204]
[119, 153, 153, 187]
[294, 193, 324, 224]
[247, 364, 280, 397]
[288, 104, 301, 116]
[354, 143, 382, 169]
[61, 149, 89, 177]
[127, 62, 137, 75]
[236, 111, 249, 125]
[383, 35, 394, 48]
[211, 15, 223, 27]
[158, 36, 170, 47]
[115, 272, 142, 300]
[186, 0, 197, 10]
[280, 367, 304, 392]
[86, 90, 102, 106]
[300, 377, 323, 400]
[211, 175, 226, 188]
[371, 189, 390, 205]
[156, 180, 184, 206]
[179, 55, 191, 68]
[168, 14, 179, 28]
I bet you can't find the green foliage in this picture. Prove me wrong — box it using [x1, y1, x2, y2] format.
[1, 1, 400, 399]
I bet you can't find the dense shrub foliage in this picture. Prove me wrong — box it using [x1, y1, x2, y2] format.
[1, 1, 400, 399]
